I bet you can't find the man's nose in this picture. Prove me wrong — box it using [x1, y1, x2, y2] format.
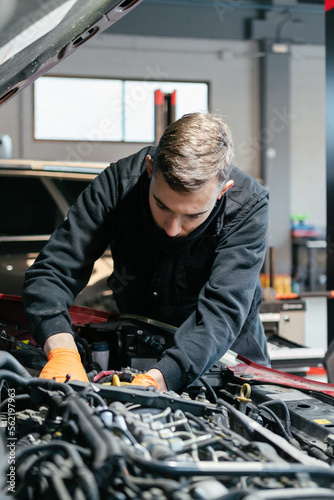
[164, 215, 182, 237]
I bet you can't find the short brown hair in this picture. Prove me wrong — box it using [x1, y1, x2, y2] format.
[152, 112, 234, 192]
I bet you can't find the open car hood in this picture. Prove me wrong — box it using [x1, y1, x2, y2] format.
[0, 0, 143, 108]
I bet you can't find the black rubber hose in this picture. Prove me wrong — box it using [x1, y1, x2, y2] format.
[107, 425, 138, 446]
[73, 332, 93, 364]
[216, 397, 256, 437]
[0, 370, 74, 395]
[308, 446, 332, 463]
[47, 462, 73, 500]
[213, 413, 251, 447]
[61, 395, 123, 469]
[184, 412, 210, 432]
[199, 377, 217, 404]
[81, 386, 107, 408]
[127, 473, 187, 497]
[258, 400, 293, 439]
[2, 374, 120, 470]
[0, 351, 32, 378]
[258, 405, 294, 445]
[0, 394, 30, 411]
[16, 453, 71, 500]
[16, 442, 91, 463]
[17, 441, 99, 500]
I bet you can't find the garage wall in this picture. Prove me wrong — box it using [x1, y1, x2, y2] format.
[0, 33, 326, 230]
[0, 34, 262, 176]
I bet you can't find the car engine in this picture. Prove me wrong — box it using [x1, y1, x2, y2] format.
[1, 298, 334, 500]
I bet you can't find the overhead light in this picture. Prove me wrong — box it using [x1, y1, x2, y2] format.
[271, 43, 290, 54]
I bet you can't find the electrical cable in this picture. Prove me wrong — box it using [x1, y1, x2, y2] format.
[216, 397, 257, 437]
[258, 405, 294, 445]
[199, 376, 218, 403]
[108, 424, 139, 446]
[258, 400, 293, 439]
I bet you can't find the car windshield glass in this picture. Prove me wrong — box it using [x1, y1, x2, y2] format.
[0, 177, 63, 236]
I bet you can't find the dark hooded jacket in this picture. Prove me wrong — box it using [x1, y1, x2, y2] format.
[23, 146, 270, 391]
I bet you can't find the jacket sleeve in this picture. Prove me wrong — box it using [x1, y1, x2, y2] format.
[23, 166, 119, 347]
[152, 190, 269, 392]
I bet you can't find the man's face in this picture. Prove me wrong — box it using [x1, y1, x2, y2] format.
[146, 155, 233, 238]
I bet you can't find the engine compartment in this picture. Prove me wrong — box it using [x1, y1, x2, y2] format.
[1, 295, 334, 499]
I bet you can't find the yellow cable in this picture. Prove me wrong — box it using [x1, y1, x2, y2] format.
[112, 374, 121, 386]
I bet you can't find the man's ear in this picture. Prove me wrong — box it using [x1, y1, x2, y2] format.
[218, 180, 234, 200]
[146, 155, 153, 179]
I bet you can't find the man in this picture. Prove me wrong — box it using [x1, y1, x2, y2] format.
[23, 112, 270, 392]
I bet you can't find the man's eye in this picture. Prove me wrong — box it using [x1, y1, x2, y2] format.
[187, 214, 202, 219]
[156, 201, 167, 210]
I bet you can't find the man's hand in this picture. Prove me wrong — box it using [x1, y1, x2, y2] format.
[40, 333, 89, 383]
[131, 368, 167, 391]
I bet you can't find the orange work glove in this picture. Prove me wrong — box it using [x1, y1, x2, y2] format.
[131, 373, 159, 389]
[39, 348, 89, 383]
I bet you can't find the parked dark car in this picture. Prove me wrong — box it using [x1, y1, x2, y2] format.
[0, 159, 114, 308]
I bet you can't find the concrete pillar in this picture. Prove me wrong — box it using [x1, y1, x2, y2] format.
[260, 40, 292, 274]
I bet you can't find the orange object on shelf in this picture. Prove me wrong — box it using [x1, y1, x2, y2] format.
[260, 273, 292, 294]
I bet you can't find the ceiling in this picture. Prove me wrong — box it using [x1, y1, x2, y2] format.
[108, 0, 325, 44]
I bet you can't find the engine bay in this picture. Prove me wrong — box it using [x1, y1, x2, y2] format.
[1, 295, 334, 500]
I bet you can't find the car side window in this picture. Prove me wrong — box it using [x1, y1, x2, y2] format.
[0, 177, 63, 236]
